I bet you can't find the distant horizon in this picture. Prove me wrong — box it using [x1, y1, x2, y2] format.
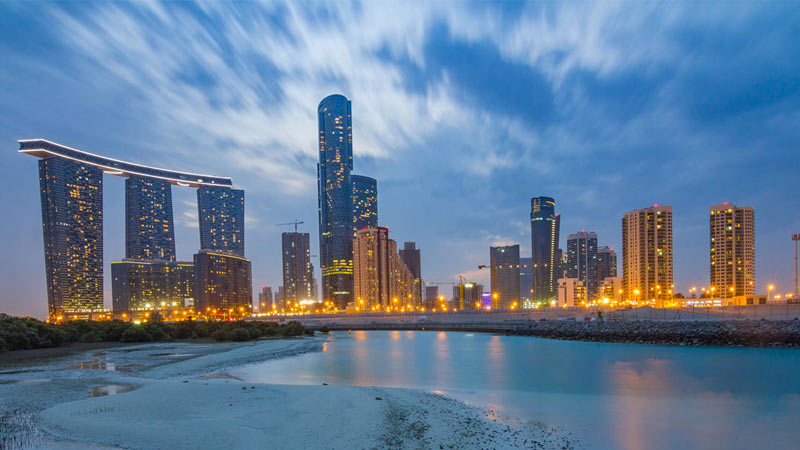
[1, 1, 798, 318]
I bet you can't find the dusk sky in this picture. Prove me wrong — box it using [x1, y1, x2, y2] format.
[1, 1, 799, 318]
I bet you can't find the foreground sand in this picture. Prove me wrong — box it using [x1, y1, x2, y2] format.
[2, 337, 579, 449]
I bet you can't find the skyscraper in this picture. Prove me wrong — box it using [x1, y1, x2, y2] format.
[566, 231, 599, 300]
[519, 257, 533, 304]
[125, 176, 176, 261]
[490, 245, 521, 309]
[710, 203, 755, 299]
[622, 205, 674, 306]
[352, 175, 378, 232]
[197, 186, 245, 257]
[317, 94, 354, 309]
[531, 197, 560, 303]
[424, 285, 439, 309]
[353, 227, 416, 309]
[258, 285, 273, 312]
[38, 157, 104, 319]
[111, 260, 194, 320]
[596, 246, 617, 280]
[399, 242, 423, 304]
[281, 232, 315, 303]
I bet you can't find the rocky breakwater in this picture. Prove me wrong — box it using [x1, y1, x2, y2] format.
[509, 319, 800, 347]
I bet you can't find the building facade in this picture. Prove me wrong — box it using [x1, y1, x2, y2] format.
[602, 276, 623, 303]
[258, 285, 273, 312]
[197, 186, 245, 257]
[531, 197, 560, 302]
[596, 246, 617, 281]
[709, 203, 755, 299]
[622, 205, 674, 306]
[453, 283, 484, 310]
[281, 232, 315, 303]
[490, 245, 521, 309]
[519, 257, 533, 305]
[193, 250, 252, 318]
[566, 231, 599, 300]
[353, 227, 391, 309]
[317, 94, 354, 309]
[125, 176, 176, 261]
[38, 157, 104, 319]
[399, 241, 423, 304]
[111, 260, 194, 319]
[557, 278, 586, 307]
[352, 175, 378, 232]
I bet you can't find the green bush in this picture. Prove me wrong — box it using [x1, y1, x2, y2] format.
[120, 325, 153, 342]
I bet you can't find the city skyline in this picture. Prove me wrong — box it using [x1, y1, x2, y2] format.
[1, 2, 799, 317]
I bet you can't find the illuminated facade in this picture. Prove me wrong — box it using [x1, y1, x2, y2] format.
[531, 196, 560, 302]
[389, 242, 417, 307]
[38, 157, 104, 318]
[194, 250, 252, 317]
[622, 205, 674, 306]
[198, 186, 245, 257]
[519, 257, 533, 304]
[353, 227, 391, 308]
[557, 278, 586, 307]
[710, 203, 755, 300]
[352, 175, 378, 232]
[126, 177, 176, 261]
[453, 283, 483, 310]
[317, 94, 354, 309]
[111, 260, 194, 318]
[282, 232, 315, 303]
[566, 231, 599, 300]
[399, 242, 423, 304]
[257, 285, 273, 312]
[490, 245, 521, 309]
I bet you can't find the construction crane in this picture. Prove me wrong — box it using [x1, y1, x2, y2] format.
[276, 221, 304, 233]
[425, 276, 467, 310]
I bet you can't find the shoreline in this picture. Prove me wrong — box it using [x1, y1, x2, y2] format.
[507, 319, 800, 347]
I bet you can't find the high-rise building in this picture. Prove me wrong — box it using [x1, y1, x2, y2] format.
[531, 197, 560, 302]
[197, 186, 245, 257]
[352, 175, 378, 232]
[710, 203, 755, 299]
[194, 250, 252, 318]
[454, 283, 484, 310]
[20, 139, 235, 321]
[622, 205, 674, 306]
[490, 245, 521, 309]
[317, 94, 354, 309]
[602, 276, 623, 303]
[275, 286, 285, 310]
[125, 177, 176, 261]
[399, 242, 423, 304]
[37, 157, 104, 319]
[353, 227, 416, 309]
[281, 232, 315, 303]
[258, 285, 273, 312]
[519, 257, 533, 304]
[111, 260, 195, 319]
[597, 246, 617, 280]
[566, 231, 599, 300]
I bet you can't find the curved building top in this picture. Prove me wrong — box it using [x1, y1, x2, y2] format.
[18, 139, 232, 188]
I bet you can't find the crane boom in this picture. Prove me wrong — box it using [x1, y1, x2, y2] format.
[276, 221, 304, 233]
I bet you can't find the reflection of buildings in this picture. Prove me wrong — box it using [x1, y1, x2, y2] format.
[531, 197, 560, 302]
[709, 203, 755, 300]
[19, 138, 249, 321]
[490, 245, 521, 309]
[622, 205, 673, 306]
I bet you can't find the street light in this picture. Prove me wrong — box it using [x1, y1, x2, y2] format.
[768, 284, 775, 302]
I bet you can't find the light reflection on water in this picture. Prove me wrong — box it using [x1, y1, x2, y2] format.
[233, 331, 800, 450]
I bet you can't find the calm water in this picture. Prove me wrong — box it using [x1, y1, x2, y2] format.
[233, 331, 800, 450]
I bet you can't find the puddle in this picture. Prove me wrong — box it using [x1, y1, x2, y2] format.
[89, 384, 135, 397]
[0, 379, 50, 385]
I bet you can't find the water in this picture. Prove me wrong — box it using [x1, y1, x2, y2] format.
[233, 330, 800, 449]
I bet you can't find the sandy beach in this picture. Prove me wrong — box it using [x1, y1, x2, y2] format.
[1, 337, 579, 449]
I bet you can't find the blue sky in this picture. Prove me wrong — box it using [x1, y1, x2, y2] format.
[1, 1, 799, 317]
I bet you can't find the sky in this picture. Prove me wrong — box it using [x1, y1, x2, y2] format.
[1, 1, 799, 318]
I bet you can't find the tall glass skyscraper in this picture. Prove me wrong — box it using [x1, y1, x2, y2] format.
[197, 186, 245, 257]
[38, 158, 104, 318]
[317, 94, 354, 309]
[490, 244, 521, 309]
[126, 176, 176, 261]
[531, 196, 560, 302]
[352, 175, 378, 232]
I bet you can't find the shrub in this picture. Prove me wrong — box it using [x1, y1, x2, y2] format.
[120, 325, 153, 342]
[318, 325, 330, 333]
